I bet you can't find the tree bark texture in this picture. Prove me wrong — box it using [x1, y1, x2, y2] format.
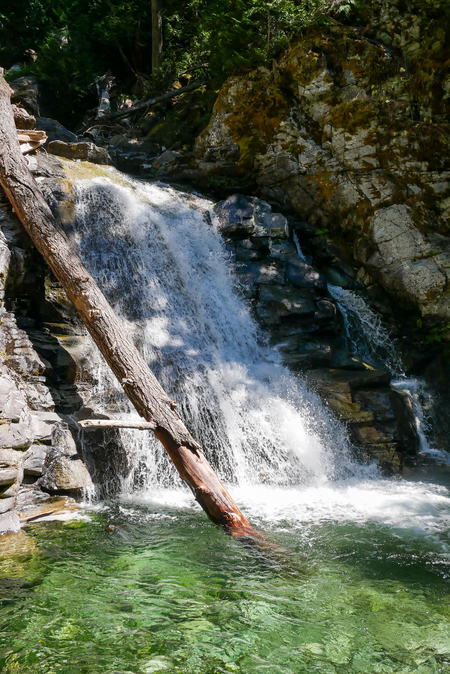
[0, 74, 260, 540]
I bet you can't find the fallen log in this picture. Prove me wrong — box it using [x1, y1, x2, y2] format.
[102, 79, 208, 121]
[0, 74, 260, 540]
[79, 419, 157, 430]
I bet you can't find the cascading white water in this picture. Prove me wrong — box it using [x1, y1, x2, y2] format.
[293, 231, 308, 263]
[60, 163, 450, 543]
[328, 284, 447, 459]
[70, 168, 366, 494]
[328, 284, 403, 375]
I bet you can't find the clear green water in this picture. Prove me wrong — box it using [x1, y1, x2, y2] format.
[2, 483, 450, 674]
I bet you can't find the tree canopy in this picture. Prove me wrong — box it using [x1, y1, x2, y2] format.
[0, 0, 351, 124]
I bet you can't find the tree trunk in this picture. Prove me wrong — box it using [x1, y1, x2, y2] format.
[152, 0, 163, 78]
[0, 74, 261, 540]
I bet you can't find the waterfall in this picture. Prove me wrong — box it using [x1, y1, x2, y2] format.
[328, 285, 443, 459]
[293, 231, 308, 263]
[67, 167, 370, 495]
[328, 284, 403, 375]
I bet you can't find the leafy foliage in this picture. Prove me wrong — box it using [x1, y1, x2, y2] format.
[0, 0, 350, 125]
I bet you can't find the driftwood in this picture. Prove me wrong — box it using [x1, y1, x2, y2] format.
[79, 419, 157, 430]
[0, 74, 260, 540]
[17, 129, 47, 154]
[102, 79, 208, 121]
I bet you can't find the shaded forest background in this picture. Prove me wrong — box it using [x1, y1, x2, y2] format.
[0, 0, 355, 127]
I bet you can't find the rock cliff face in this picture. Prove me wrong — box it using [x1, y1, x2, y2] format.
[213, 193, 421, 473]
[192, 0, 450, 333]
[0, 155, 119, 534]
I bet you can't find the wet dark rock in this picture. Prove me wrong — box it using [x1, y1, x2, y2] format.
[331, 350, 375, 370]
[34, 117, 77, 144]
[291, 221, 318, 239]
[353, 390, 395, 423]
[114, 152, 154, 177]
[214, 195, 289, 240]
[250, 237, 272, 254]
[314, 299, 337, 324]
[390, 389, 421, 456]
[254, 211, 289, 239]
[268, 241, 297, 259]
[286, 257, 327, 290]
[9, 76, 40, 116]
[282, 342, 333, 370]
[256, 285, 316, 325]
[235, 239, 264, 262]
[235, 260, 285, 287]
[214, 194, 257, 237]
[323, 266, 354, 289]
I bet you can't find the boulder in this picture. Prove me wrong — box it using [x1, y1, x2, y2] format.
[235, 239, 265, 262]
[23, 444, 49, 476]
[214, 194, 257, 237]
[0, 469, 19, 486]
[9, 76, 40, 116]
[214, 195, 289, 239]
[12, 105, 36, 130]
[34, 117, 77, 144]
[0, 511, 20, 535]
[152, 150, 183, 173]
[48, 140, 112, 165]
[0, 497, 16, 514]
[39, 423, 93, 496]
